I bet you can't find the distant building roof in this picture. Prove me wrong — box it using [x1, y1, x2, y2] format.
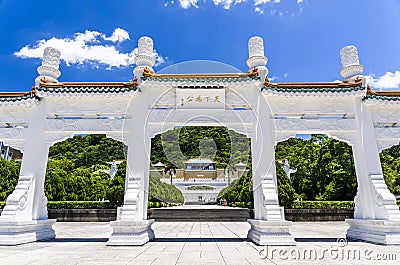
[184, 158, 215, 164]
[153, 161, 165, 167]
[235, 162, 247, 168]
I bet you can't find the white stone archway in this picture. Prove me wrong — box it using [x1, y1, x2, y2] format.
[0, 38, 399, 246]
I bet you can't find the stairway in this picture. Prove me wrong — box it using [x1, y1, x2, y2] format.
[148, 205, 252, 222]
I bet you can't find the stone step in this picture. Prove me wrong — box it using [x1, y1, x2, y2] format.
[148, 207, 252, 222]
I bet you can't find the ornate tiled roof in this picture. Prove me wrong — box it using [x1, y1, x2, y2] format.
[363, 86, 400, 102]
[142, 75, 260, 83]
[0, 89, 39, 106]
[141, 66, 260, 83]
[262, 78, 364, 96]
[37, 80, 139, 95]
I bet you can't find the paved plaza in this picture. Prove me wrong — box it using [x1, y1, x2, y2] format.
[0, 221, 399, 265]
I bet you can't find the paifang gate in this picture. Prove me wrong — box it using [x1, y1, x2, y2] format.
[0, 36, 399, 246]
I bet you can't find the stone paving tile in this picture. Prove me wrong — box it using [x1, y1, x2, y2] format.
[1, 221, 400, 264]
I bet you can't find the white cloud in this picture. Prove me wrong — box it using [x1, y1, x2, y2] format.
[254, 0, 271, 5]
[14, 29, 166, 69]
[172, 0, 302, 14]
[366, 71, 400, 89]
[256, 0, 279, 3]
[176, 0, 246, 9]
[213, 0, 247, 9]
[254, 6, 264, 14]
[103, 28, 130, 43]
[178, 0, 199, 9]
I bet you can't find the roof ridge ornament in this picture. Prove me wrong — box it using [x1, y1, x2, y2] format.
[340, 45, 364, 80]
[247, 36, 268, 83]
[247, 67, 259, 78]
[134, 36, 155, 84]
[35, 47, 61, 87]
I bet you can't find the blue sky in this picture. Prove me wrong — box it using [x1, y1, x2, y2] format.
[1, 0, 400, 92]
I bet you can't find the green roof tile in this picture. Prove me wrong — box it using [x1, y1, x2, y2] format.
[363, 94, 400, 101]
[262, 85, 364, 94]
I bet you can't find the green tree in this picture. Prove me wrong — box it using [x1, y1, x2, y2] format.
[380, 144, 400, 195]
[0, 160, 20, 201]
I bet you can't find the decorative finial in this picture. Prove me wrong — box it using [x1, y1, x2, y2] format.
[133, 36, 155, 83]
[340, 45, 364, 80]
[246, 36, 268, 82]
[35, 47, 61, 87]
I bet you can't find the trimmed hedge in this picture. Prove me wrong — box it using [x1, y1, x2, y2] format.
[187, 185, 215, 190]
[47, 201, 115, 209]
[1, 200, 399, 210]
[0, 201, 181, 209]
[230, 201, 356, 209]
[48, 201, 181, 209]
[291, 201, 355, 209]
[228, 201, 253, 208]
[148, 201, 181, 208]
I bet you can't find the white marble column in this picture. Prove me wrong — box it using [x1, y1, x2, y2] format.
[0, 101, 56, 245]
[247, 95, 295, 246]
[346, 98, 400, 245]
[107, 95, 154, 246]
[0, 47, 61, 245]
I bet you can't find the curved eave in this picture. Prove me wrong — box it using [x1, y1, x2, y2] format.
[141, 75, 260, 83]
[37, 81, 139, 96]
[262, 85, 365, 97]
[0, 92, 39, 107]
[363, 94, 400, 105]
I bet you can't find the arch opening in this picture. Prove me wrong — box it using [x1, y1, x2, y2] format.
[275, 134, 358, 206]
[149, 126, 251, 206]
[379, 143, 400, 199]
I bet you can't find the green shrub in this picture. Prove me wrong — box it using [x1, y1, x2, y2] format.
[149, 176, 184, 204]
[47, 201, 115, 209]
[0, 201, 5, 209]
[187, 185, 215, 190]
[0, 160, 20, 201]
[147, 201, 181, 208]
[290, 200, 354, 209]
[226, 200, 358, 209]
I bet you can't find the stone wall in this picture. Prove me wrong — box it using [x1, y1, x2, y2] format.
[0, 208, 354, 222]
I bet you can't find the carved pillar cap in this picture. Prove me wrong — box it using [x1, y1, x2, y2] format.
[37, 47, 61, 78]
[247, 36, 268, 68]
[35, 47, 61, 86]
[134, 36, 155, 68]
[340, 45, 364, 79]
[246, 36, 269, 80]
[134, 36, 155, 81]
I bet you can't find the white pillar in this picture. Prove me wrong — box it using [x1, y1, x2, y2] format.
[119, 134, 151, 221]
[107, 94, 154, 245]
[0, 100, 56, 245]
[346, 98, 400, 245]
[247, 96, 295, 246]
[0, 48, 60, 245]
[4, 146, 10, 161]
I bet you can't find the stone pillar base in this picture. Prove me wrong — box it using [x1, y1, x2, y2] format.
[247, 219, 296, 246]
[0, 219, 56, 245]
[107, 219, 155, 246]
[346, 219, 400, 245]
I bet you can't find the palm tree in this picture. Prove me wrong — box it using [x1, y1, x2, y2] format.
[226, 163, 236, 185]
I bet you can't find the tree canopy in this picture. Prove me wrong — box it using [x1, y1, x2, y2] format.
[0, 131, 399, 208]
